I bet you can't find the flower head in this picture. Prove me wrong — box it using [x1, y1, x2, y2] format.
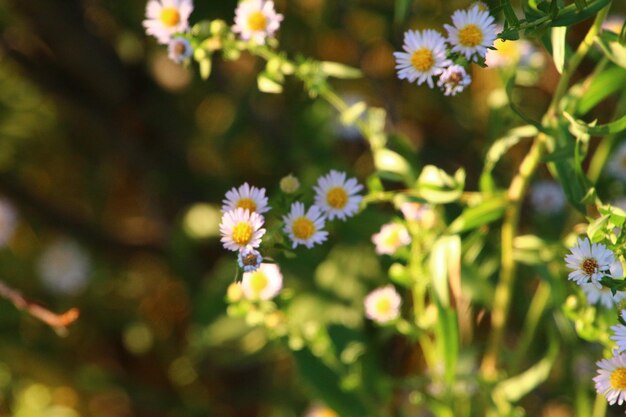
[279, 174, 300, 194]
[530, 180, 566, 215]
[581, 283, 626, 309]
[611, 311, 626, 353]
[38, 238, 90, 295]
[602, 15, 625, 34]
[564, 238, 616, 288]
[594, 351, 626, 405]
[444, 5, 498, 62]
[168, 36, 193, 63]
[143, 0, 193, 44]
[0, 198, 18, 247]
[393, 29, 452, 88]
[486, 36, 543, 69]
[372, 223, 411, 255]
[233, 0, 283, 45]
[219, 208, 266, 251]
[304, 404, 339, 417]
[241, 263, 283, 300]
[364, 285, 402, 324]
[283, 202, 328, 249]
[222, 183, 270, 215]
[607, 142, 626, 181]
[437, 64, 471, 96]
[238, 248, 263, 272]
[313, 170, 363, 221]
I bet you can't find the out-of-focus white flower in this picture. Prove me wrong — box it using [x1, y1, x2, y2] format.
[219, 208, 266, 251]
[303, 404, 339, 417]
[603, 15, 625, 34]
[167, 36, 193, 63]
[38, 239, 90, 295]
[282, 202, 328, 249]
[581, 283, 626, 308]
[486, 37, 544, 69]
[232, 0, 283, 45]
[222, 183, 270, 215]
[530, 180, 566, 215]
[241, 263, 282, 300]
[594, 351, 626, 405]
[611, 311, 626, 353]
[364, 285, 401, 324]
[437, 64, 471, 96]
[399, 201, 435, 226]
[371, 223, 411, 255]
[444, 5, 498, 62]
[279, 174, 300, 194]
[237, 247, 263, 272]
[313, 170, 363, 221]
[564, 237, 616, 288]
[393, 29, 451, 88]
[143, 0, 193, 44]
[607, 142, 626, 181]
[0, 198, 18, 247]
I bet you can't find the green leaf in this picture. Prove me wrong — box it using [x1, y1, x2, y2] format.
[550, 0, 611, 27]
[587, 214, 610, 242]
[340, 102, 367, 126]
[502, 0, 520, 26]
[573, 0, 587, 12]
[257, 72, 283, 93]
[596, 31, 626, 69]
[394, 0, 412, 25]
[447, 195, 508, 234]
[319, 62, 362, 79]
[414, 165, 465, 204]
[563, 111, 626, 135]
[373, 149, 414, 183]
[575, 65, 626, 115]
[551, 26, 567, 74]
[506, 79, 549, 132]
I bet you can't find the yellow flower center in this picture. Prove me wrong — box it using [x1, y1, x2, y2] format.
[410, 48, 435, 72]
[493, 39, 519, 61]
[382, 229, 401, 248]
[317, 410, 339, 417]
[247, 11, 268, 31]
[326, 187, 348, 209]
[248, 271, 268, 295]
[159, 7, 181, 27]
[236, 198, 257, 213]
[375, 297, 392, 315]
[293, 217, 315, 240]
[458, 24, 484, 47]
[581, 258, 599, 276]
[232, 222, 253, 246]
[611, 368, 626, 389]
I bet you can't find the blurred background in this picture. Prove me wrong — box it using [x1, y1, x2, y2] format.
[0, 0, 625, 416]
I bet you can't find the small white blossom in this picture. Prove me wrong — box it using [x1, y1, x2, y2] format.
[364, 285, 402, 324]
[530, 180, 566, 215]
[222, 183, 270, 215]
[233, 0, 283, 45]
[38, 239, 90, 295]
[393, 29, 452, 88]
[237, 248, 263, 272]
[167, 36, 193, 63]
[611, 311, 626, 353]
[313, 170, 363, 221]
[371, 223, 411, 255]
[143, 0, 193, 44]
[444, 5, 498, 62]
[219, 208, 266, 251]
[241, 263, 283, 300]
[607, 142, 626, 181]
[594, 351, 626, 405]
[581, 283, 626, 308]
[564, 237, 616, 288]
[282, 202, 328, 249]
[437, 64, 471, 96]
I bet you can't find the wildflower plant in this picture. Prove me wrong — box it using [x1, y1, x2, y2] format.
[135, 0, 626, 415]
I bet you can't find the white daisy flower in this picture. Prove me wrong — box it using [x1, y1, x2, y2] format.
[371, 223, 412, 255]
[444, 5, 498, 62]
[530, 180, 566, 215]
[238, 247, 263, 272]
[38, 238, 90, 295]
[437, 64, 471, 96]
[241, 263, 283, 300]
[607, 142, 626, 181]
[611, 311, 626, 353]
[581, 283, 626, 308]
[564, 237, 616, 288]
[0, 198, 18, 247]
[313, 170, 363, 221]
[485, 35, 544, 70]
[222, 183, 270, 215]
[282, 202, 328, 249]
[393, 29, 452, 88]
[364, 285, 402, 324]
[143, 0, 193, 45]
[219, 208, 266, 252]
[594, 351, 626, 405]
[279, 174, 300, 194]
[232, 0, 283, 45]
[168, 36, 193, 64]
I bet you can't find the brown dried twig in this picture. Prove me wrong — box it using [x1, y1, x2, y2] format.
[0, 280, 79, 336]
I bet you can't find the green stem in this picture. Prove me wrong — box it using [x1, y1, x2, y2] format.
[480, 4, 611, 379]
[592, 393, 607, 417]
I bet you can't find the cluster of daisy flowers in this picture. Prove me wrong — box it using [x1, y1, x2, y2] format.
[219, 170, 363, 302]
[564, 237, 626, 406]
[143, 0, 283, 64]
[394, 2, 498, 96]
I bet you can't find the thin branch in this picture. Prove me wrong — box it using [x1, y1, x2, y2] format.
[0, 280, 79, 336]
